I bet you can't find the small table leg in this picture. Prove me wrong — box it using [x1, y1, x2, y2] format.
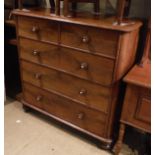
[113, 123, 126, 155]
[55, 0, 60, 15]
[63, 0, 69, 16]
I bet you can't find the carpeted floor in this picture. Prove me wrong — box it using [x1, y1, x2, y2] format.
[4, 101, 133, 155]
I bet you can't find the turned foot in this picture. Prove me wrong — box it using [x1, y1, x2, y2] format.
[23, 104, 31, 112]
[113, 123, 126, 155]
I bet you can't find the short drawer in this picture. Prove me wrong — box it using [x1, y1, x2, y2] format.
[135, 94, 151, 124]
[19, 38, 114, 85]
[21, 60, 112, 113]
[23, 82, 107, 136]
[61, 23, 119, 57]
[18, 16, 58, 43]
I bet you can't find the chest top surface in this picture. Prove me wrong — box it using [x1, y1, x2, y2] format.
[12, 8, 142, 32]
[124, 61, 151, 88]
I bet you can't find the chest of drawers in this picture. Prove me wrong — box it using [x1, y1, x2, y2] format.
[13, 8, 142, 148]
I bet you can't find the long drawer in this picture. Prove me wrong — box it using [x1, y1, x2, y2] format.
[19, 38, 115, 85]
[18, 16, 59, 43]
[23, 82, 107, 136]
[61, 23, 119, 57]
[21, 60, 112, 113]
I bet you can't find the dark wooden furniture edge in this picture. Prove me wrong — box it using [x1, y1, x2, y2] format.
[113, 123, 125, 155]
[120, 120, 150, 133]
[12, 8, 142, 32]
[123, 63, 151, 89]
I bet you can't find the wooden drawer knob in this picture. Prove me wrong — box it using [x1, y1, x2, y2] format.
[32, 26, 40, 33]
[82, 35, 90, 43]
[32, 50, 39, 56]
[36, 95, 43, 101]
[77, 112, 85, 120]
[79, 89, 87, 96]
[34, 73, 42, 79]
[80, 62, 88, 70]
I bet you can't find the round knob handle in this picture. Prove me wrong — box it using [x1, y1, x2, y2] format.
[82, 35, 89, 43]
[36, 95, 43, 101]
[32, 26, 39, 33]
[79, 89, 87, 96]
[32, 50, 39, 56]
[80, 62, 88, 70]
[34, 73, 42, 79]
[77, 112, 85, 120]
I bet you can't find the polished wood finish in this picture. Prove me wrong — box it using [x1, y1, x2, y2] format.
[13, 8, 142, 32]
[114, 74, 151, 154]
[116, 0, 126, 24]
[21, 60, 112, 113]
[114, 29, 140, 81]
[124, 63, 151, 88]
[113, 123, 126, 155]
[121, 83, 150, 131]
[19, 38, 115, 85]
[23, 82, 107, 136]
[13, 8, 141, 148]
[116, 0, 132, 24]
[114, 24, 151, 153]
[122, 62, 151, 131]
[63, 0, 69, 17]
[61, 23, 119, 57]
[56, 0, 61, 15]
[18, 16, 59, 43]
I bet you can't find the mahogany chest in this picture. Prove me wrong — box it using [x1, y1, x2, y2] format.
[13, 8, 142, 148]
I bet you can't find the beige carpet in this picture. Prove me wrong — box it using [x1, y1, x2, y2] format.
[5, 101, 132, 155]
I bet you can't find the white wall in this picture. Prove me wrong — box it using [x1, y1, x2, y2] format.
[45, 0, 51, 8]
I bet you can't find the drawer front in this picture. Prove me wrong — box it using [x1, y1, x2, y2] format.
[23, 82, 107, 136]
[18, 16, 58, 43]
[21, 61, 111, 113]
[61, 23, 119, 57]
[19, 38, 114, 85]
[121, 84, 151, 132]
[135, 95, 151, 124]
